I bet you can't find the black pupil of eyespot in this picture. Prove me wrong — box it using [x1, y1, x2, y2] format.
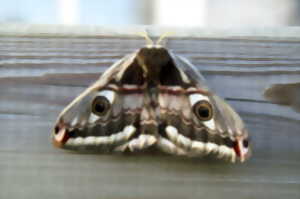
[243, 139, 249, 148]
[198, 106, 210, 118]
[95, 101, 106, 113]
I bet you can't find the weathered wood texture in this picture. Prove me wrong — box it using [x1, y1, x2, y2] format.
[0, 25, 299, 199]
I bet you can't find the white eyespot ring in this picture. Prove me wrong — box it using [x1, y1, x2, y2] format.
[91, 96, 110, 116]
[189, 93, 216, 130]
[89, 90, 116, 123]
[193, 100, 213, 121]
[98, 90, 116, 104]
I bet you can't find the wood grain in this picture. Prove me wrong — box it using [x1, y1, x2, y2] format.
[0, 25, 299, 199]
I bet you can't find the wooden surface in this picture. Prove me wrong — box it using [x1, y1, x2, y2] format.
[0, 25, 299, 199]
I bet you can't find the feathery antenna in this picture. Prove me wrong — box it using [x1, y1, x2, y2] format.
[138, 30, 154, 47]
[156, 32, 173, 46]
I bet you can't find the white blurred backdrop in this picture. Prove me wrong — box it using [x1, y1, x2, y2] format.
[0, 0, 299, 26]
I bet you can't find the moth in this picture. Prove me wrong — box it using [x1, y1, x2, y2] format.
[52, 35, 250, 163]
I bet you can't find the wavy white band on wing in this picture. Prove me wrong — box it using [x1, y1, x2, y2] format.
[156, 137, 187, 155]
[115, 134, 157, 152]
[165, 125, 236, 162]
[65, 125, 136, 147]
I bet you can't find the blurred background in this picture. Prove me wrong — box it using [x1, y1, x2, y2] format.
[0, 0, 300, 27]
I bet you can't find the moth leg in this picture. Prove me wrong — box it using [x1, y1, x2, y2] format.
[115, 134, 157, 152]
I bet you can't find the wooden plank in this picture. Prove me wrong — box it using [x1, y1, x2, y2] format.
[0, 25, 299, 199]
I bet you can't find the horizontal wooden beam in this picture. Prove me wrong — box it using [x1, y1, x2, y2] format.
[1, 24, 300, 40]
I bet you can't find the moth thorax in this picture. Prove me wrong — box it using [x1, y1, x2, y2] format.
[136, 47, 172, 83]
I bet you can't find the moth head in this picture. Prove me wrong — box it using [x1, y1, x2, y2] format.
[138, 31, 171, 48]
[188, 92, 250, 162]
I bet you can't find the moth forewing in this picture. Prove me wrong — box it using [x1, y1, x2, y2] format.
[170, 53, 209, 89]
[52, 53, 138, 144]
[55, 55, 128, 121]
[168, 51, 250, 162]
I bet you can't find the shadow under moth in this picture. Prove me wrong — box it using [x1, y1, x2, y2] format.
[52, 35, 250, 163]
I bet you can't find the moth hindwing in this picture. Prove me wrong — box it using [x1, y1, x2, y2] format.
[53, 45, 250, 163]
